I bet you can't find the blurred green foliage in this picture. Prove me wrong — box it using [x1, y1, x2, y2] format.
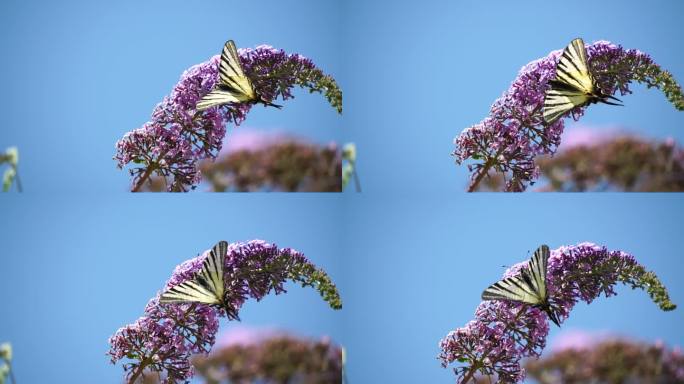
[342, 143, 359, 191]
[0, 342, 13, 384]
[0, 147, 19, 192]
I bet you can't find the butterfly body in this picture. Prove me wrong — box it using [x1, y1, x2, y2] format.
[534, 302, 561, 327]
[160, 241, 237, 319]
[196, 40, 282, 111]
[543, 38, 622, 125]
[482, 245, 561, 327]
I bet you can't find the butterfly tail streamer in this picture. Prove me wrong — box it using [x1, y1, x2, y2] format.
[599, 94, 624, 106]
[545, 307, 561, 327]
[263, 101, 283, 109]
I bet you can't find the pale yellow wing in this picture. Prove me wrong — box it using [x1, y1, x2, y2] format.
[196, 89, 249, 111]
[555, 38, 594, 94]
[159, 241, 227, 306]
[196, 40, 256, 111]
[481, 244, 551, 305]
[543, 38, 595, 123]
[543, 91, 591, 124]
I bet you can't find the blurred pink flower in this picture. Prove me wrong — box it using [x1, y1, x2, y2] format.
[223, 129, 293, 153]
[558, 124, 623, 149]
[549, 329, 614, 352]
[216, 326, 285, 347]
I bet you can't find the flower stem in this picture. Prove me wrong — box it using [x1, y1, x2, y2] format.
[130, 112, 204, 192]
[13, 169, 22, 193]
[127, 303, 199, 382]
[127, 354, 155, 384]
[467, 151, 501, 192]
[8, 361, 15, 384]
[351, 160, 361, 192]
[464, 105, 542, 192]
[131, 163, 160, 192]
[460, 306, 527, 383]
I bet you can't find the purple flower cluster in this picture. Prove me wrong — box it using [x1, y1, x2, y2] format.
[453, 40, 684, 192]
[108, 240, 342, 383]
[114, 44, 342, 192]
[438, 243, 676, 383]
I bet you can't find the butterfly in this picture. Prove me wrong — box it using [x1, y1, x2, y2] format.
[159, 241, 236, 318]
[196, 40, 282, 111]
[481, 244, 561, 327]
[543, 38, 622, 125]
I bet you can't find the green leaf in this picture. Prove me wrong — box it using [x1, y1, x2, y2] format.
[0, 343, 12, 361]
[0, 363, 7, 384]
[342, 164, 353, 189]
[3, 168, 16, 192]
[5, 147, 18, 168]
[342, 143, 356, 162]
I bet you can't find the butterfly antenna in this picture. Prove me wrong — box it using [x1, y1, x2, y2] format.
[546, 307, 562, 327]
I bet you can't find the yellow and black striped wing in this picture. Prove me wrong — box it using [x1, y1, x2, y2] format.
[481, 244, 550, 305]
[159, 241, 228, 306]
[196, 40, 256, 111]
[526, 244, 549, 301]
[481, 275, 542, 305]
[195, 89, 246, 111]
[543, 38, 595, 124]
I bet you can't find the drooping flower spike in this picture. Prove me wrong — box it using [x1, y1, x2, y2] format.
[114, 42, 342, 192]
[108, 240, 342, 383]
[439, 243, 676, 383]
[453, 39, 684, 192]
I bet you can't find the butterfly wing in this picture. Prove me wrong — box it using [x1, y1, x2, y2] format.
[160, 241, 227, 306]
[482, 244, 551, 305]
[543, 38, 595, 124]
[218, 40, 254, 96]
[526, 244, 550, 301]
[556, 38, 594, 93]
[482, 275, 542, 305]
[195, 89, 245, 111]
[196, 40, 256, 111]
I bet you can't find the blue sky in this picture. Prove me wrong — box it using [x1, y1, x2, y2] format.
[341, 194, 684, 382]
[341, 0, 684, 192]
[1, 0, 684, 383]
[3, 194, 682, 383]
[0, 0, 342, 192]
[0, 195, 343, 383]
[1, 0, 682, 193]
